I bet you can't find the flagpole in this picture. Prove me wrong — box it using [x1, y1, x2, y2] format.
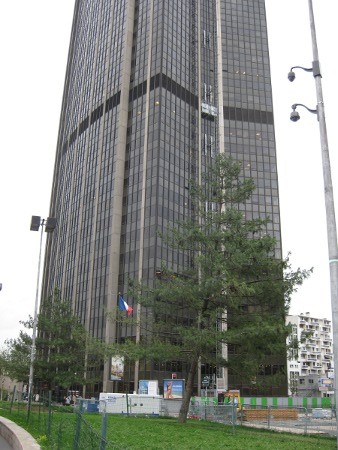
[116, 293, 122, 393]
[118, 292, 122, 344]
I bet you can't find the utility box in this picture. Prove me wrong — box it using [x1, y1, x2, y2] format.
[99, 393, 162, 415]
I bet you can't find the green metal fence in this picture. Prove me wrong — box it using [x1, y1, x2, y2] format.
[0, 388, 336, 449]
[0, 390, 119, 450]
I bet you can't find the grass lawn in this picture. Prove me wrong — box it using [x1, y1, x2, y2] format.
[0, 406, 336, 449]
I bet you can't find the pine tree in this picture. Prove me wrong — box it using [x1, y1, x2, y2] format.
[4, 289, 107, 397]
[118, 155, 311, 422]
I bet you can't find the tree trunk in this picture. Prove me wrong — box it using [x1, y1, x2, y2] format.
[178, 357, 199, 423]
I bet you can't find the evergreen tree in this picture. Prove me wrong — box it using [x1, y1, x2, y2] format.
[0, 349, 11, 400]
[3, 330, 31, 384]
[35, 289, 88, 389]
[4, 289, 106, 396]
[113, 155, 311, 422]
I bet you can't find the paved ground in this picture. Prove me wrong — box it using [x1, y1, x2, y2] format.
[242, 418, 337, 437]
[0, 434, 13, 450]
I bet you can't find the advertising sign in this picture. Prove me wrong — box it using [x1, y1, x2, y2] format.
[163, 379, 185, 399]
[139, 380, 158, 395]
[110, 356, 124, 380]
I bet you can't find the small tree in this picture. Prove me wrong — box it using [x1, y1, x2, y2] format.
[0, 349, 9, 400]
[35, 289, 106, 393]
[3, 330, 31, 384]
[114, 156, 311, 422]
[5, 289, 107, 397]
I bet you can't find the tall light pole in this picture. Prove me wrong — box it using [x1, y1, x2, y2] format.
[28, 216, 56, 412]
[289, 0, 338, 439]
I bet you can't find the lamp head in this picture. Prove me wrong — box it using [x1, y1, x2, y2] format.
[288, 71, 296, 82]
[45, 217, 57, 233]
[30, 216, 41, 231]
[290, 110, 300, 122]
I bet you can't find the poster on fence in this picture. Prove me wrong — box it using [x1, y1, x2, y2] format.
[139, 380, 158, 395]
[110, 356, 124, 380]
[163, 379, 185, 399]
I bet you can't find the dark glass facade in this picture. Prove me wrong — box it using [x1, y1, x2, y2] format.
[42, 0, 286, 397]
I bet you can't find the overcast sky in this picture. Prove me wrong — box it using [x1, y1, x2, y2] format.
[0, 1, 337, 346]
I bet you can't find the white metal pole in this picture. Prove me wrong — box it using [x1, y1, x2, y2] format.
[308, 1, 338, 441]
[28, 219, 45, 410]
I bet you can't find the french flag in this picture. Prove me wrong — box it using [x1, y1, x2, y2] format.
[119, 295, 133, 316]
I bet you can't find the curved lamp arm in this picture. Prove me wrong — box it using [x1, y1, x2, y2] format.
[291, 103, 317, 115]
[291, 103, 317, 114]
[290, 104, 317, 122]
[291, 65, 313, 73]
[288, 61, 321, 81]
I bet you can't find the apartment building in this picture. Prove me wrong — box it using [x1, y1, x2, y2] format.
[287, 313, 333, 396]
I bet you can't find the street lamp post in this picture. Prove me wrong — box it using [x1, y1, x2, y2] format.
[28, 216, 56, 412]
[289, 0, 338, 440]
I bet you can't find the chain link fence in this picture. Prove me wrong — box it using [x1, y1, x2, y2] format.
[239, 404, 336, 436]
[0, 388, 336, 449]
[188, 399, 237, 424]
[187, 399, 337, 436]
[0, 393, 124, 449]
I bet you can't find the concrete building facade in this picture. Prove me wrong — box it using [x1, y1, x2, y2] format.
[287, 313, 333, 396]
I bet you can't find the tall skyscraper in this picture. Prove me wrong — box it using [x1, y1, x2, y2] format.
[42, 0, 286, 397]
